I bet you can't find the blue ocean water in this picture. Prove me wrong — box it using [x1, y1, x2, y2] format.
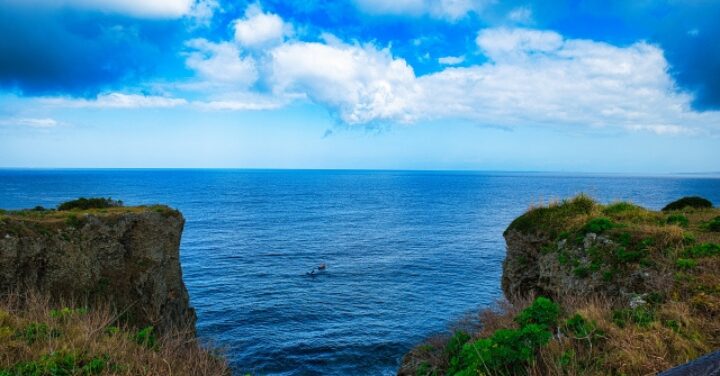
[1, 169, 719, 375]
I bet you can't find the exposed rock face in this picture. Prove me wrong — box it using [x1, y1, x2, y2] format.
[502, 228, 670, 304]
[0, 207, 196, 333]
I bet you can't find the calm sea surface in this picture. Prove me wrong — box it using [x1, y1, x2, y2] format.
[1, 169, 719, 375]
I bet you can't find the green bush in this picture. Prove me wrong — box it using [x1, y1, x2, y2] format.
[455, 324, 551, 376]
[682, 243, 720, 258]
[515, 297, 560, 329]
[15, 323, 60, 345]
[133, 326, 156, 349]
[705, 216, 720, 232]
[448, 297, 559, 375]
[564, 314, 603, 341]
[666, 214, 689, 227]
[0, 352, 111, 376]
[614, 246, 646, 263]
[583, 217, 615, 234]
[446, 331, 471, 359]
[676, 258, 697, 270]
[58, 198, 123, 211]
[573, 266, 590, 278]
[662, 196, 713, 212]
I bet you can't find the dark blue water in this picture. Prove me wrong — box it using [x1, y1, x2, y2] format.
[1, 169, 719, 375]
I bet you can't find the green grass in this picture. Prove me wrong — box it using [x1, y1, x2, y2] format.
[506, 195, 596, 238]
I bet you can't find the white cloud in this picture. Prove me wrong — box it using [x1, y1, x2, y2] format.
[6, 0, 197, 18]
[507, 7, 533, 24]
[185, 39, 258, 88]
[438, 55, 465, 65]
[269, 41, 419, 124]
[176, 22, 720, 134]
[408, 28, 718, 134]
[0, 118, 58, 128]
[233, 4, 290, 48]
[353, 0, 490, 21]
[42, 93, 187, 108]
[188, 0, 220, 26]
[476, 27, 563, 59]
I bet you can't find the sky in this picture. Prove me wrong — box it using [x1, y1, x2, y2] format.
[0, 0, 719, 172]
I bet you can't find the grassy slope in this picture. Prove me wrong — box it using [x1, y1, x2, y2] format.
[406, 195, 720, 376]
[0, 292, 228, 376]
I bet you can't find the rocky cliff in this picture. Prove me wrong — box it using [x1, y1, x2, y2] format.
[0, 206, 196, 333]
[400, 195, 720, 375]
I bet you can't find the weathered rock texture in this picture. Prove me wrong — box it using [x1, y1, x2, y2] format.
[0, 207, 196, 333]
[502, 229, 670, 304]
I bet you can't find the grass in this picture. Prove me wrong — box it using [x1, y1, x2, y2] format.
[0, 291, 229, 376]
[0, 205, 178, 225]
[405, 195, 720, 376]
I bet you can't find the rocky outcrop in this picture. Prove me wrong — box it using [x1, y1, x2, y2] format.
[502, 229, 668, 304]
[0, 207, 196, 333]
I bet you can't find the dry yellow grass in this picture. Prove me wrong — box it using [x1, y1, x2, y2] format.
[0, 291, 229, 375]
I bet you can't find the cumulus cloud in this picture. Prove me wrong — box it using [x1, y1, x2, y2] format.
[266, 27, 719, 134]
[4, 0, 197, 18]
[175, 5, 720, 135]
[42, 93, 187, 108]
[233, 4, 291, 48]
[353, 0, 490, 21]
[269, 41, 419, 124]
[408, 28, 717, 134]
[185, 39, 258, 88]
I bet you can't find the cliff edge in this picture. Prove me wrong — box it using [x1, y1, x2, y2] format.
[0, 205, 196, 333]
[401, 195, 720, 375]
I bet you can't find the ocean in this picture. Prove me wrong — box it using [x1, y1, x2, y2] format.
[1, 169, 718, 375]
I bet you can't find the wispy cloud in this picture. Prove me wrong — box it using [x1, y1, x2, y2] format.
[0, 117, 59, 128]
[41, 93, 188, 109]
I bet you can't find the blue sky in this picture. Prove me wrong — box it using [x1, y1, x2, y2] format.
[0, 0, 719, 172]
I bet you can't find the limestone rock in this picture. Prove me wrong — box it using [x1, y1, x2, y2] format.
[0, 207, 196, 333]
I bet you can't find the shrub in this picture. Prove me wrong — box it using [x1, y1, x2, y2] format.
[457, 324, 551, 376]
[705, 216, 720, 232]
[515, 297, 560, 329]
[447, 297, 559, 375]
[1, 352, 112, 376]
[675, 258, 697, 270]
[614, 246, 646, 263]
[133, 326, 157, 349]
[662, 196, 712, 212]
[666, 214, 689, 227]
[583, 217, 615, 234]
[682, 243, 720, 258]
[15, 322, 60, 345]
[573, 266, 590, 278]
[58, 198, 123, 211]
[564, 313, 603, 341]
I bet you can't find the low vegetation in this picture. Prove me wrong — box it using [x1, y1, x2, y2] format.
[661, 196, 713, 212]
[57, 198, 123, 211]
[0, 291, 228, 375]
[406, 195, 720, 376]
